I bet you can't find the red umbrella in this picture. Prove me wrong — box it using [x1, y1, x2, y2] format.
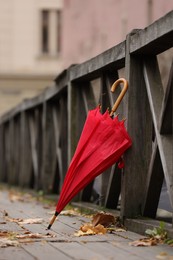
[47, 78, 132, 229]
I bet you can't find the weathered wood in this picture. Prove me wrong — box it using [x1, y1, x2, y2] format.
[1, 187, 173, 259]
[18, 111, 33, 187]
[160, 61, 173, 134]
[52, 106, 62, 193]
[67, 81, 77, 165]
[143, 57, 173, 209]
[105, 164, 121, 209]
[41, 102, 57, 193]
[0, 247, 35, 260]
[142, 140, 164, 218]
[0, 125, 4, 181]
[121, 32, 152, 218]
[4, 123, 11, 183]
[70, 41, 125, 82]
[130, 11, 173, 55]
[7, 119, 15, 184]
[29, 113, 39, 189]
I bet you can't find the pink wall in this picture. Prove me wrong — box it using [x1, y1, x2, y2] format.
[62, 0, 173, 68]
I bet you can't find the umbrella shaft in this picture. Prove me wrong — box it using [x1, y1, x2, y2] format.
[47, 211, 59, 229]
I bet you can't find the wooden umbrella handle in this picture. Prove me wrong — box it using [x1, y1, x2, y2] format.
[109, 78, 128, 117]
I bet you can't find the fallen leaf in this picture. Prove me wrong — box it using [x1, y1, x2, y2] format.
[129, 237, 157, 247]
[8, 190, 33, 203]
[107, 227, 126, 233]
[156, 252, 168, 259]
[16, 232, 56, 239]
[92, 212, 115, 227]
[0, 230, 17, 240]
[156, 252, 173, 259]
[0, 231, 11, 237]
[5, 216, 23, 223]
[60, 209, 82, 217]
[5, 216, 43, 224]
[74, 223, 107, 237]
[0, 238, 19, 248]
[18, 218, 43, 224]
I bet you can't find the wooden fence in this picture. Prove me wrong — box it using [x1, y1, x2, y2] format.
[0, 11, 172, 224]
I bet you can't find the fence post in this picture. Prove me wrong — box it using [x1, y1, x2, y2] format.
[121, 31, 152, 219]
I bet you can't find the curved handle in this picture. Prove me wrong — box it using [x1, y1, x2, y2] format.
[109, 78, 128, 116]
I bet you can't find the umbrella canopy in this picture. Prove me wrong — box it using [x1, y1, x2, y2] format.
[47, 78, 132, 229]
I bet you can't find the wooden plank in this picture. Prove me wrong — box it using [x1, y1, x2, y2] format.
[41, 102, 57, 193]
[59, 96, 68, 180]
[4, 123, 11, 183]
[52, 106, 63, 192]
[130, 11, 173, 55]
[143, 58, 173, 209]
[29, 113, 39, 189]
[84, 241, 144, 260]
[105, 164, 121, 209]
[160, 61, 173, 134]
[22, 242, 72, 260]
[109, 240, 173, 260]
[35, 107, 43, 190]
[67, 81, 77, 165]
[70, 41, 125, 82]
[18, 111, 32, 187]
[121, 33, 153, 218]
[142, 140, 164, 218]
[52, 241, 106, 260]
[7, 119, 15, 184]
[1, 188, 173, 260]
[0, 125, 5, 181]
[0, 247, 35, 260]
[14, 116, 20, 185]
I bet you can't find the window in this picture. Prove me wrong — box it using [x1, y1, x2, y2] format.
[41, 10, 62, 56]
[56, 10, 61, 53]
[42, 10, 49, 53]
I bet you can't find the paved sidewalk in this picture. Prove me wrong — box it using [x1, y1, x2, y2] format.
[0, 187, 173, 260]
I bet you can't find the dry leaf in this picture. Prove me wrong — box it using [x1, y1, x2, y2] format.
[18, 218, 43, 224]
[107, 227, 126, 233]
[0, 238, 19, 248]
[5, 217, 43, 225]
[8, 190, 33, 203]
[0, 221, 6, 224]
[92, 212, 115, 227]
[5, 216, 23, 223]
[74, 223, 107, 237]
[16, 232, 56, 239]
[60, 209, 81, 217]
[129, 237, 157, 247]
[0, 231, 11, 237]
[156, 252, 173, 259]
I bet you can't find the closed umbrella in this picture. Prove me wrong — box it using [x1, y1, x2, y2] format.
[47, 78, 132, 229]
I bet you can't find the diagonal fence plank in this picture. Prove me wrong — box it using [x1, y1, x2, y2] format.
[143, 58, 173, 209]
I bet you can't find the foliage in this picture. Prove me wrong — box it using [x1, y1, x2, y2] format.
[145, 222, 167, 241]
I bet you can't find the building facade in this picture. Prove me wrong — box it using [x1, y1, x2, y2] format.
[62, 0, 173, 67]
[0, 0, 63, 115]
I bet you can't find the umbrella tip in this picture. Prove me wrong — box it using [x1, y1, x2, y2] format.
[46, 224, 52, 230]
[47, 211, 59, 230]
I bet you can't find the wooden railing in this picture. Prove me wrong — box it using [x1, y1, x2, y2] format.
[0, 11, 172, 224]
